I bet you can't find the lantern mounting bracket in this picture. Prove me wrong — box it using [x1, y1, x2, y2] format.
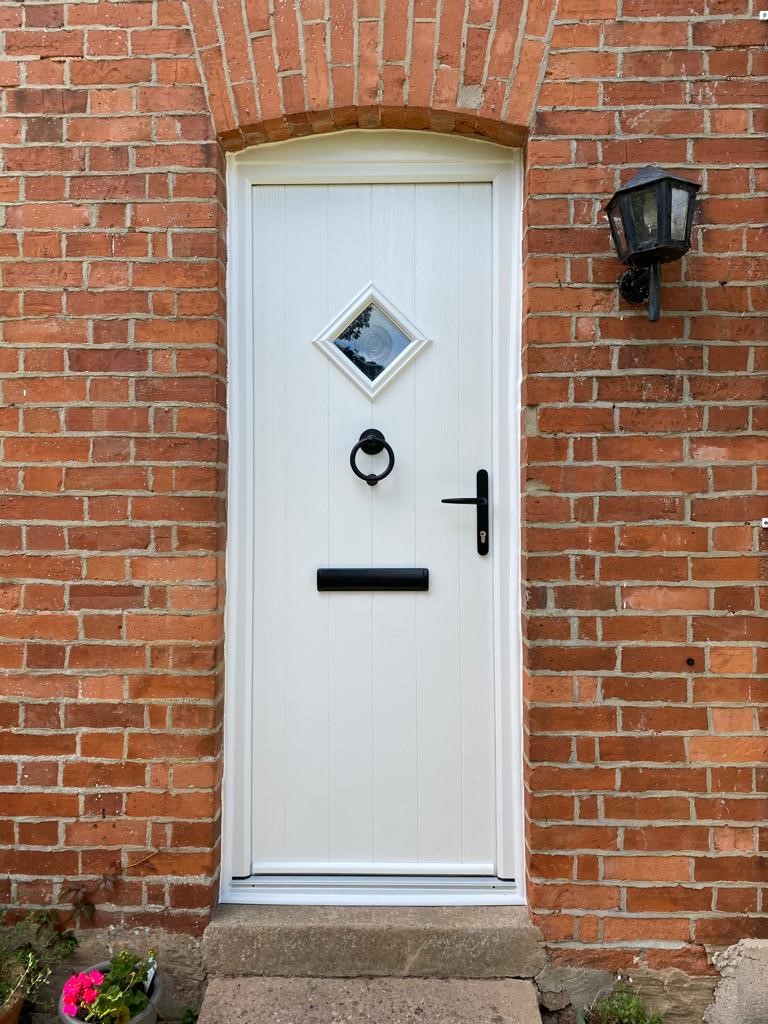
[618, 267, 650, 305]
[618, 262, 661, 322]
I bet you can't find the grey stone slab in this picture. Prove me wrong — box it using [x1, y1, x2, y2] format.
[202, 906, 546, 979]
[198, 977, 542, 1024]
[537, 965, 716, 1024]
[631, 967, 716, 1024]
[535, 965, 614, 1013]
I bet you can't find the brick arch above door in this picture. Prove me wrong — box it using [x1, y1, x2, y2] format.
[185, 0, 557, 148]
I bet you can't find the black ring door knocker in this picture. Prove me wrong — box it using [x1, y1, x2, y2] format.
[349, 429, 395, 486]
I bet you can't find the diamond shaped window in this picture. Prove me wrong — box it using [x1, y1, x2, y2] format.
[313, 284, 431, 400]
[334, 304, 411, 382]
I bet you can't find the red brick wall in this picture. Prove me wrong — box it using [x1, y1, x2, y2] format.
[1, 0, 766, 966]
[0, 0, 224, 934]
[524, 0, 767, 969]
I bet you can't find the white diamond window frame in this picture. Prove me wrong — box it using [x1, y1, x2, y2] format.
[312, 283, 432, 400]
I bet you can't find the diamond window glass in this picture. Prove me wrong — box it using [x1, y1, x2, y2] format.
[312, 284, 431, 400]
[333, 303, 413, 382]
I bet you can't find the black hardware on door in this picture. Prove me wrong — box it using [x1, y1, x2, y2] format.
[441, 469, 489, 555]
[349, 429, 395, 486]
[318, 568, 429, 591]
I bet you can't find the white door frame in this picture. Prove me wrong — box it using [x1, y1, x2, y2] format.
[221, 130, 525, 906]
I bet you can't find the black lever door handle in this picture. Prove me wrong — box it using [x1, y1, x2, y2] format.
[441, 469, 489, 555]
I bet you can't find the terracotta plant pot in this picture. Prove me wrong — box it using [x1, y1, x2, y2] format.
[58, 962, 167, 1024]
[0, 991, 24, 1024]
[0, 964, 26, 1024]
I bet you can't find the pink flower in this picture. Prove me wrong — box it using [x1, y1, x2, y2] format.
[64, 978, 84, 999]
[63, 968, 104, 1016]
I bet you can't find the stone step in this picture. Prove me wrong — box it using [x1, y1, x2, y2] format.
[197, 977, 543, 1024]
[202, 906, 545, 979]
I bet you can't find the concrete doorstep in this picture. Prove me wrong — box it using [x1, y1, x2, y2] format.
[197, 977, 543, 1024]
[202, 906, 546, 979]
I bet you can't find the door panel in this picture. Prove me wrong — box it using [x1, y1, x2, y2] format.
[249, 182, 495, 875]
[368, 184, 419, 864]
[457, 185, 497, 864]
[326, 185, 376, 864]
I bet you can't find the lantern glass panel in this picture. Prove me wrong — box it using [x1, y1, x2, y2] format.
[628, 186, 658, 247]
[671, 185, 690, 241]
[609, 206, 628, 260]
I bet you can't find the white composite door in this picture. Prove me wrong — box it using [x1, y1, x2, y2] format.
[247, 180, 497, 877]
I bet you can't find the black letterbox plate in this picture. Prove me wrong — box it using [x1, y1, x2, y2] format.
[317, 568, 429, 591]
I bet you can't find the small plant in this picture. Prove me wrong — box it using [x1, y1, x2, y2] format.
[59, 850, 158, 931]
[61, 950, 156, 1024]
[0, 910, 78, 1013]
[577, 979, 663, 1024]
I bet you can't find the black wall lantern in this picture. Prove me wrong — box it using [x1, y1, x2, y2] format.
[606, 166, 700, 321]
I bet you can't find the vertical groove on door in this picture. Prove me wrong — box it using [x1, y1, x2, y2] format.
[456, 191, 464, 866]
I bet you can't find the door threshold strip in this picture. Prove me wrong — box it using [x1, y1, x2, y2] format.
[222, 874, 524, 906]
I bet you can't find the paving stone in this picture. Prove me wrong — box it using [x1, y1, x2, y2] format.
[198, 977, 542, 1024]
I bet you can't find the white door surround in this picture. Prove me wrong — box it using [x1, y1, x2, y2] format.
[222, 130, 524, 906]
